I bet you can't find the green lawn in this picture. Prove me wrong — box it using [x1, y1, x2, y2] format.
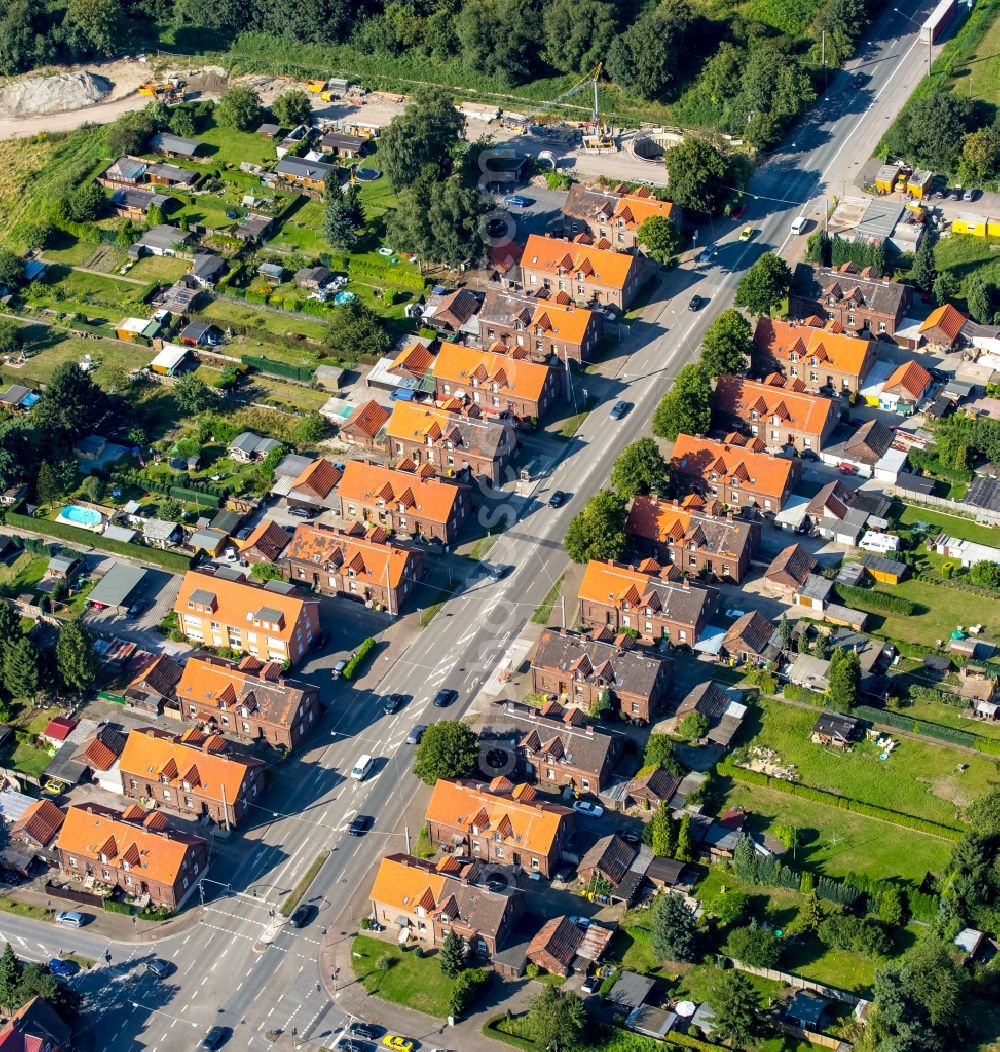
[350, 934, 457, 1018]
[195, 123, 279, 168]
[741, 696, 991, 828]
[723, 782, 952, 884]
[0, 551, 49, 590]
[947, 0, 1000, 107]
[127, 254, 190, 282]
[934, 233, 1000, 306]
[199, 296, 327, 340]
[897, 696, 1000, 740]
[2, 326, 155, 388]
[896, 502, 1000, 549]
[43, 234, 96, 266]
[267, 199, 329, 255]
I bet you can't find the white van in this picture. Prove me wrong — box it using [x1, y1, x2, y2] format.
[351, 754, 375, 781]
[791, 216, 808, 235]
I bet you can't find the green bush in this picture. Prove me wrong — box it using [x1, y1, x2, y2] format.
[342, 637, 376, 681]
[835, 583, 916, 615]
[853, 704, 976, 748]
[102, 898, 134, 915]
[783, 683, 827, 706]
[482, 1017, 536, 1051]
[347, 256, 427, 292]
[240, 353, 314, 384]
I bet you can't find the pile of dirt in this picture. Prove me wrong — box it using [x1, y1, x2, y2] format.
[0, 71, 112, 118]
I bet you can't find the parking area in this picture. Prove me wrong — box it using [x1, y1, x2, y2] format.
[81, 562, 185, 652]
[294, 594, 393, 682]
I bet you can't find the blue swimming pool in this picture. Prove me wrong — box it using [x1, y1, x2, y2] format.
[57, 505, 104, 531]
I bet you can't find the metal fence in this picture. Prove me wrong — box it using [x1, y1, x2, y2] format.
[889, 485, 1000, 526]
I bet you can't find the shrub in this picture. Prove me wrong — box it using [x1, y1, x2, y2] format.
[342, 638, 376, 681]
[835, 583, 916, 615]
[784, 684, 827, 706]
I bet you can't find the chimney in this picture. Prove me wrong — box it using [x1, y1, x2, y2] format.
[528, 708, 537, 719]
[585, 725, 594, 736]
[726, 512, 733, 522]
[682, 577, 689, 589]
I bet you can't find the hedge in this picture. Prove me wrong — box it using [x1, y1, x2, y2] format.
[835, 583, 916, 615]
[3, 509, 192, 573]
[342, 637, 376, 681]
[241, 353, 315, 384]
[783, 683, 827, 706]
[666, 1034, 728, 1052]
[114, 469, 230, 501]
[718, 760, 965, 838]
[169, 485, 221, 509]
[853, 704, 977, 748]
[347, 256, 427, 292]
[482, 1018, 535, 1051]
[102, 897, 133, 915]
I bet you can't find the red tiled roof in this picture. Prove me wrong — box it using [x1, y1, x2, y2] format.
[11, 800, 65, 848]
[342, 400, 390, 440]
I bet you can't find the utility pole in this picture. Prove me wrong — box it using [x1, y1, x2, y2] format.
[822, 31, 827, 94]
[561, 596, 566, 628]
[404, 825, 411, 854]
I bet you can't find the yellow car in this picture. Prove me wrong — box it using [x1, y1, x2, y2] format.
[382, 1037, 414, 1052]
[739, 226, 755, 241]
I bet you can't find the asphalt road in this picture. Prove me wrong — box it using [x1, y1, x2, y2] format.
[12, 4, 946, 1048]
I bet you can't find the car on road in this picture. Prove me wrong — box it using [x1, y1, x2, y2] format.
[54, 911, 86, 928]
[331, 659, 348, 680]
[383, 692, 405, 715]
[687, 294, 703, 311]
[350, 1022, 382, 1040]
[433, 688, 458, 708]
[738, 226, 754, 241]
[349, 814, 374, 837]
[287, 506, 316, 518]
[851, 70, 870, 87]
[573, 800, 604, 818]
[609, 400, 630, 420]
[382, 1037, 414, 1052]
[200, 1027, 231, 1050]
[289, 904, 317, 928]
[48, 958, 79, 978]
[501, 195, 529, 208]
[406, 724, 427, 745]
[548, 490, 567, 508]
[338, 1041, 375, 1052]
[696, 243, 717, 264]
[144, 958, 172, 979]
[311, 631, 330, 651]
[488, 563, 513, 582]
[351, 754, 376, 780]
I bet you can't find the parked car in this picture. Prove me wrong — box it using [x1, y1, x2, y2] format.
[145, 958, 172, 979]
[349, 814, 374, 837]
[287, 506, 316, 518]
[799, 449, 819, 462]
[54, 911, 86, 928]
[331, 659, 348, 680]
[554, 865, 575, 883]
[350, 1023, 382, 1040]
[609, 400, 630, 420]
[569, 916, 591, 929]
[383, 693, 405, 715]
[200, 1027, 231, 1050]
[963, 187, 979, 201]
[548, 490, 567, 508]
[311, 631, 330, 651]
[687, 294, 703, 311]
[573, 800, 604, 818]
[501, 195, 529, 208]
[288, 904, 316, 928]
[382, 1037, 414, 1052]
[581, 973, 600, 994]
[738, 226, 754, 241]
[620, 831, 642, 845]
[433, 688, 458, 708]
[406, 725, 427, 745]
[48, 958, 79, 978]
[838, 462, 857, 474]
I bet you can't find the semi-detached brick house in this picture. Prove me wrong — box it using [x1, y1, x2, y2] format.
[283, 522, 423, 615]
[383, 402, 516, 487]
[577, 558, 720, 648]
[425, 777, 575, 878]
[530, 629, 673, 725]
[478, 289, 603, 365]
[713, 373, 839, 454]
[173, 569, 319, 666]
[55, 802, 208, 911]
[368, 853, 524, 971]
[340, 400, 391, 450]
[430, 344, 561, 421]
[338, 459, 471, 545]
[626, 494, 760, 584]
[670, 433, 801, 515]
[752, 316, 877, 395]
[176, 654, 321, 751]
[562, 182, 680, 252]
[119, 727, 264, 829]
[790, 263, 910, 340]
[520, 234, 645, 310]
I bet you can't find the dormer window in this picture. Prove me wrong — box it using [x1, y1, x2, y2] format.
[827, 295, 835, 305]
[790, 352, 799, 363]
[750, 409, 759, 421]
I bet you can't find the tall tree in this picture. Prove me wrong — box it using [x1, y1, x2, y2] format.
[324, 194, 358, 253]
[884, 91, 974, 172]
[527, 984, 587, 1049]
[650, 803, 675, 857]
[651, 891, 698, 962]
[439, 929, 466, 978]
[35, 362, 107, 437]
[0, 944, 19, 1013]
[541, 0, 616, 74]
[826, 648, 860, 712]
[3, 636, 39, 700]
[563, 489, 628, 564]
[0, 317, 23, 356]
[413, 722, 479, 785]
[35, 461, 61, 505]
[172, 373, 212, 414]
[379, 88, 465, 190]
[609, 437, 668, 499]
[605, 0, 692, 100]
[63, 0, 121, 56]
[215, 85, 261, 131]
[271, 89, 312, 127]
[323, 301, 391, 364]
[0, 248, 23, 291]
[911, 235, 937, 293]
[735, 252, 793, 316]
[966, 276, 993, 325]
[725, 920, 782, 967]
[389, 176, 485, 266]
[710, 970, 767, 1048]
[663, 138, 732, 214]
[675, 812, 694, 862]
[651, 362, 712, 440]
[55, 621, 97, 691]
[700, 309, 752, 377]
[637, 216, 682, 265]
[0, 602, 20, 665]
[455, 0, 537, 85]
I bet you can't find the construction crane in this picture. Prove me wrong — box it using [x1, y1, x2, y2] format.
[513, 64, 615, 151]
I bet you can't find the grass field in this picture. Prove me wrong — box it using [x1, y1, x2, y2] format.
[948, 0, 1000, 106]
[351, 934, 456, 1018]
[1, 326, 155, 389]
[266, 199, 328, 255]
[896, 502, 1000, 549]
[897, 696, 1000, 740]
[723, 782, 953, 883]
[741, 696, 993, 827]
[934, 233, 1000, 306]
[127, 254, 190, 282]
[198, 297, 327, 340]
[43, 235, 97, 266]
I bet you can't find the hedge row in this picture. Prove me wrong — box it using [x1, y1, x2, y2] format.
[4, 509, 192, 572]
[666, 1033, 729, 1051]
[342, 637, 376, 681]
[240, 353, 314, 384]
[115, 469, 230, 501]
[482, 1018, 535, 1051]
[719, 760, 965, 838]
[835, 583, 916, 615]
[348, 256, 427, 292]
[853, 704, 976, 748]
[908, 683, 962, 707]
[783, 683, 827, 707]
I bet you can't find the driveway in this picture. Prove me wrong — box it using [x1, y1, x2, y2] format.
[81, 562, 184, 652]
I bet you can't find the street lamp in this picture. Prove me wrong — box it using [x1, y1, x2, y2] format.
[893, 8, 931, 78]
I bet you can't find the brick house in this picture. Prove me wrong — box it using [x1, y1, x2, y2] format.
[10, 799, 65, 864]
[176, 654, 322, 750]
[424, 778, 575, 878]
[713, 373, 839, 454]
[119, 728, 265, 829]
[338, 460, 471, 544]
[752, 317, 877, 395]
[670, 433, 801, 514]
[577, 559, 720, 648]
[0, 996, 72, 1051]
[789, 263, 910, 340]
[520, 234, 646, 310]
[340, 400, 391, 450]
[478, 289, 603, 365]
[489, 699, 626, 793]
[918, 304, 966, 351]
[530, 629, 673, 725]
[562, 182, 680, 252]
[283, 522, 424, 615]
[430, 344, 561, 421]
[878, 360, 933, 414]
[722, 610, 778, 664]
[280, 458, 343, 514]
[383, 402, 516, 487]
[55, 802, 208, 911]
[123, 653, 183, 716]
[173, 570, 320, 666]
[368, 853, 524, 968]
[626, 494, 760, 584]
[238, 519, 292, 567]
